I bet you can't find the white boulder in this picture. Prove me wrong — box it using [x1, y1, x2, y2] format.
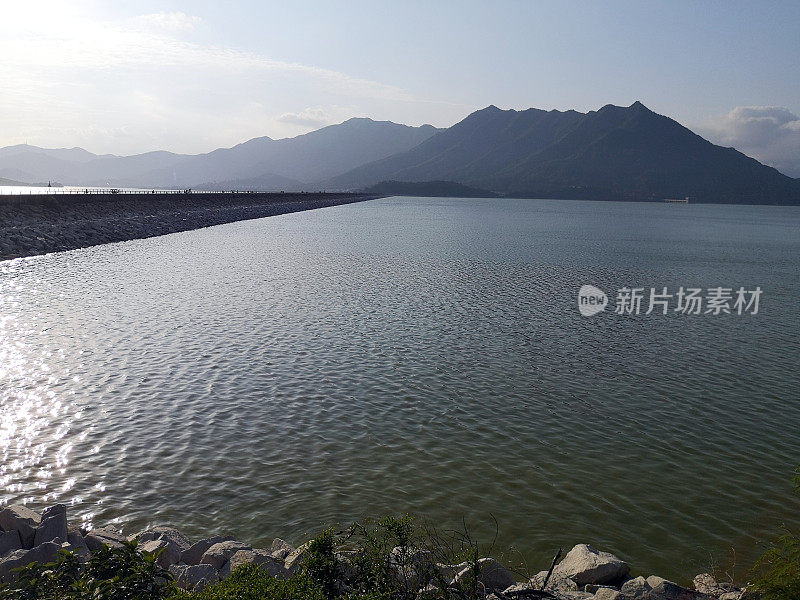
[692, 573, 737, 596]
[132, 526, 192, 553]
[621, 575, 652, 598]
[284, 541, 311, 575]
[646, 575, 670, 588]
[552, 544, 630, 586]
[200, 540, 252, 570]
[182, 535, 236, 566]
[270, 538, 294, 560]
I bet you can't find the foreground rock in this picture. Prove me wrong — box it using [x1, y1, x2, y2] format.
[389, 546, 436, 590]
[453, 557, 516, 594]
[0, 542, 60, 583]
[65, 529, 90, 559]
[169, 563, 219, 592]
[0, 505, 763, 599]
[452, 558, 516, 594]
[182, 535, 236, 566]
[139, 538, 183, 568]
[0, 531, 22, 556]
[270, 538, 295, 559]
[132, 525, 192, 553]
[692, 573, 757, 600]
[284, 541, 312, 575]
[532, 570, 580, 592]
[200, 540, 253, 570]
[0, 505, 41, 549]
[552, 544, 631, 586]
[219, 549, 287, 579]
[643, 580, 716, 599]
[34, 504, 68, 546]
[621, 575, 652, 598]
[692, 573, 742, 597]
[85, 526, 127, 551]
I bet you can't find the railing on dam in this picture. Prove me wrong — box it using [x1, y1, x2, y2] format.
[0, 188, 314, 196]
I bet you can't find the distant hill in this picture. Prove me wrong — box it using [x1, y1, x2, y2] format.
[326, 102, 800, 205]
[3, 104, 799, 204]
[0, 149, 187, 187]
[132, 119, 441, 189]
[0, 176, 33, 186]
[362, 180, 498, 198]
[0, 176, 63, 187]
[0, 119, 441, 190]
[0, 144, 101, 163]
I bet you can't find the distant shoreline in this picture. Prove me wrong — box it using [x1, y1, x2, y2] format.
[0, 191, 383, 261]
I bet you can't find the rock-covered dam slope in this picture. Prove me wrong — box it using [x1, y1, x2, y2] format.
[0, 191, 382, 261]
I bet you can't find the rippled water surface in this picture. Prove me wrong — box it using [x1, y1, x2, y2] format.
[1, 197, 799, 580]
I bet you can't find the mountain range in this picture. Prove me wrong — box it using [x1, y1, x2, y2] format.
[0, 119, 440, 190]
[2, 102, 799, 204]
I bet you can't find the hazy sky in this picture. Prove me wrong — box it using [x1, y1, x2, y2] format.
[1, 1, 799, 174]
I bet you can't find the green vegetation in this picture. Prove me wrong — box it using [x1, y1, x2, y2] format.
[0, 515, 506, 600]
[5, 475, 800, 600]
[276, 515, 497, 600]
[175, 566, 326, 600]
[11, 498, 800, 600]
[302, 529, 341, 599]
[0, 541, 174, 600]
[750, 470, 800, 600]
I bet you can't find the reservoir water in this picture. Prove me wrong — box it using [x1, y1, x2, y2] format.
[1, 196, 799, 580]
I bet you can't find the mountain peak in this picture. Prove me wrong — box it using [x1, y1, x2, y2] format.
[595, 101, 652, 115]
[339, 117, 436, 131]
[462, 105, 508, 122]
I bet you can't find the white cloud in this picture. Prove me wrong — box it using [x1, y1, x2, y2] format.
[0, 22, 412, 101]
[277, 108, 331, 128]
[136, 11, 202, 32]
[0, 6, 465, 154]
[700, 106, 800, 177]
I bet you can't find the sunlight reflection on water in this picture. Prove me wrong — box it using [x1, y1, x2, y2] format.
[0, 265, 97, 522]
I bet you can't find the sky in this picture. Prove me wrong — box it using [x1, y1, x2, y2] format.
[1, 0, 799, 175]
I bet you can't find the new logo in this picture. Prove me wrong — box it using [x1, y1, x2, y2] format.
[578, 285, 608, 316]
